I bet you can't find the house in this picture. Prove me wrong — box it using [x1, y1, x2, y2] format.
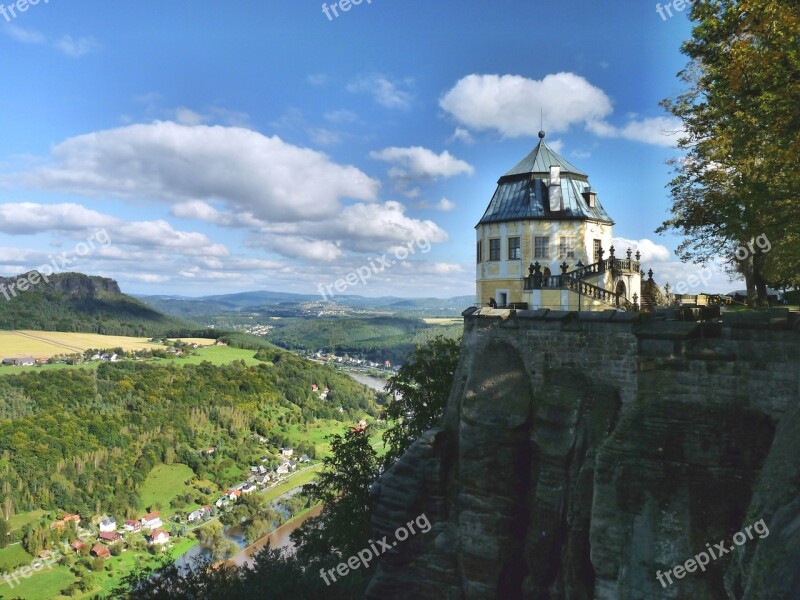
[276, 462, 290, 475]
[311, 384, 319, 391]
[141, 512, 162, 529]
[255, 473, 271, 486]
[99, 517, 117, 533]
[123, 520, 142, 533]
[215, 497, 230, 509]
[280, 447, 294, 458]
[91, 545, 111, 559]
[70, 540, 87, 553]
[3, 357, 35, 367]
[187, 507, 211, 522]
[299, 454, 310, 464]
[99, 531, 122, 544]
[149, 529, 170, 545]
[226, 489, 242, 501]
[241, 483, 256, 494]
[36, 356, 49, 365]
[474, 131, 642, 311]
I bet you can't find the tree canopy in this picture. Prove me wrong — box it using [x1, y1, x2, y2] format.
[658, 0, 800, 305]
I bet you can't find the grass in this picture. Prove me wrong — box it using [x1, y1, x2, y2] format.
[79, 538, 198, 600]
[259, 464, 323, 503]
[138, 464, 196, 518]
[173, 345, 263, 367]
[0, 544, 34, 571]
[0, 563, 77, 600]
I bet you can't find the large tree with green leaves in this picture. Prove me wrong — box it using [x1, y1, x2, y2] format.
[658, 0, 800, 305]
[381, 335, 460, 469]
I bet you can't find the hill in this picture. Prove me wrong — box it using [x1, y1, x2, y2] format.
[0, 272, 194, 336]
[138, 290, 475, 320]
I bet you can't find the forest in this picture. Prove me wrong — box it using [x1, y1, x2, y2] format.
[0, 350, 380, 524]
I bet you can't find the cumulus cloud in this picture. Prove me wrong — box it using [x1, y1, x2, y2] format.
[347, 75, 413, 109]
[587, 116, 684, 147]
[17, 121, 380, 222]
[370, 146, 474, 182]
[612, 237, 672, 262]
[440, 73, 613, 137]
[244, 200, 449, 258]
[0, 202, 117, 234]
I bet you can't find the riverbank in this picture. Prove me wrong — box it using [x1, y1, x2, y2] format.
[224, 504, 324, 568]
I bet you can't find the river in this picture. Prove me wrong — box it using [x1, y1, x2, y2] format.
[347, 371, 390, 393]
[174, 371, 388, 574]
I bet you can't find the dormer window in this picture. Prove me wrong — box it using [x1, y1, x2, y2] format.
[582, 187, 597, 208]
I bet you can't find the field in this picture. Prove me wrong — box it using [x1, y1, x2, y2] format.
[138, 464, 196, 517]
[0, 331, 215, 358]
[422, 317, 462, 325]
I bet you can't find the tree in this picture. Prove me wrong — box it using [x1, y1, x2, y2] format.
[381, 336, 460, 468]
[0, 518, 10, 548]
[294, 426, 380, 564]
[658, 0, 800, 306]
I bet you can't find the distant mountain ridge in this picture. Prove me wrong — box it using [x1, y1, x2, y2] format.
[0, 271, 193, 336]
[137, 290, 476, 318]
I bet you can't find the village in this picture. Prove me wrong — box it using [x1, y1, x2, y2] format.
[39, 443, 317, 565]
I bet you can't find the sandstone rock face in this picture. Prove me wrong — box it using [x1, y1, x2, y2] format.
[366, 309, 800, 599]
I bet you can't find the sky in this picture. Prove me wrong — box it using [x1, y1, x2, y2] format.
[0, 0, 737, 299]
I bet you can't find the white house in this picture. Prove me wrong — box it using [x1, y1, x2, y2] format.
[141, 512, 163, 529]
[99, 517, 117, 533]
[149, 529, 170, 546]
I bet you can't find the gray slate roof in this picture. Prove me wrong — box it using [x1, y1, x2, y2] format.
[478, 136, 613, 226]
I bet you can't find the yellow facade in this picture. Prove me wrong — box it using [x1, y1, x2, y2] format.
[476, 219, 615, 308]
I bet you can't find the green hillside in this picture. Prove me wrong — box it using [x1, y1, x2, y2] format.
[0, 272, 195, 336]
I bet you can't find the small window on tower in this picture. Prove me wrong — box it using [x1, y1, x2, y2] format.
[489, 238, 501, 261]
[593, 239, 602, 263]
[508, 237, 521, 260]
[476, 240, 482, 264]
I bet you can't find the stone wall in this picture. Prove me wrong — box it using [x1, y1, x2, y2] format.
[366, 308, 800, 599]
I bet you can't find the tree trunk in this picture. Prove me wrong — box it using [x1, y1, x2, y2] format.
[754, 263, 769, 308]
[742, 254, 757, 308]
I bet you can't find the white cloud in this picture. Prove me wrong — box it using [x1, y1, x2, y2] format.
[0, 202, 117, 234]
[370, 146, 474, 181]
[309, 127, 343, 146]
[612, 237, 672, 262]
[4, 25, 46, 44]
[588, 116, 684, 147]
[450, 127, 475, 144]
[171, 200, 262, 228]
[174, 107, 208, 126]
[246, 200, 449, 257]
[55, 35, 99, 58]
[440, 73, 613, 137]
[347, 75, 413, 109]
[18, 121, 381, 222]
[436, 198, 455, 211]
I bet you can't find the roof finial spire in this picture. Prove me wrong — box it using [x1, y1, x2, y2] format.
[538, 109, 545, 139]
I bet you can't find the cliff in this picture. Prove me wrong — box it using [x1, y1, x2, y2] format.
[367, 308, 800, 599]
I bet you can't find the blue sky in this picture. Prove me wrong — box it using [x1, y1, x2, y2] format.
[0, 0, 731, 298]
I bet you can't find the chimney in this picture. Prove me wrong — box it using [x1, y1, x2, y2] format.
[548, 165, 562, 211]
